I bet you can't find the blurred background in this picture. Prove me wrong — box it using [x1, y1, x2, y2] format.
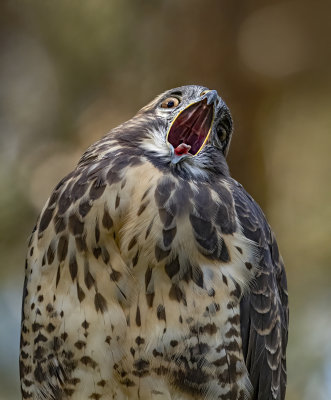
[0, 0, 330, 398]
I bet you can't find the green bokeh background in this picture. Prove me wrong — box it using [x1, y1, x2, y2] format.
[0, 1, 330, 399]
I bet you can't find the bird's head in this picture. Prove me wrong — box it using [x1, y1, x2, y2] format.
[135, 85, 233, 173]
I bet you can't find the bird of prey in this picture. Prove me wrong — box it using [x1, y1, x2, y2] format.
[20, 85, 288, 400]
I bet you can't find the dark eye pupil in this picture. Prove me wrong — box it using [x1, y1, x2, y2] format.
[167, 101, 175, 108]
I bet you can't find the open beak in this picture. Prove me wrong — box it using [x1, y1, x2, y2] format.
[167, 94, 215, 164]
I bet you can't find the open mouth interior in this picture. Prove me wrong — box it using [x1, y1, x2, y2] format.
[167, 99, 214, 156]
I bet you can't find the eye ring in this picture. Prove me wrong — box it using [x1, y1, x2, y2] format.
[161, 97, 180, 109]
[200, 90, 209, 97]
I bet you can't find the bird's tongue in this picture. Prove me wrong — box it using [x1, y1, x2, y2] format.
[174, 143, 191, 156]
[168, 99, 214, 156]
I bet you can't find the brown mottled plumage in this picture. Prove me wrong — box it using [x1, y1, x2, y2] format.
[20, 85, 288, 400]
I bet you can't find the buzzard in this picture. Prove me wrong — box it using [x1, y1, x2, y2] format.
[20, 85, 288, 400]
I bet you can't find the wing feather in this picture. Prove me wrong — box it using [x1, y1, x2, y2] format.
[231, 180, 289, 400]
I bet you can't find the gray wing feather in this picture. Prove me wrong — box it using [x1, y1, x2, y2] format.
[231, 180, 289, 400]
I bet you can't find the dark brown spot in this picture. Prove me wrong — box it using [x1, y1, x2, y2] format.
[146, 292, 155, 307]
[145, 266, 153, 290]
[106, 170, 121, 185]
[61, 332, 68, 341]
[79, 200, 92, 217]
[158, 209, 174, 228]
[34, 346, 45, 360]
[170, 340, 178, 347]
[190, 214, 212, 237]
[236, 246, 243, 254]
[115, 194, 120, 209]
[34, 362, 46, 383]
[132, 250, 139, 267]
[76, 282, 85, 302]
[192, 266, 204, 288]
[46, 323, 55, 333]
[57, 236, 68, 262]
[200, 322, 217, 335]
[224, 340, 240, 352]
[163, 227, 177, 247]
[94, 292, 107, 313]
[75, 236, 87, 252]
[145, 219, 154, 239]
[219, 240, 230, 263]
[228, 314, 240, 325]
[56, 265, 61, 287]
[58, 190, 72, 214]
[97, 380, 106, 387]
[121, 378, 136, 387]
[156, 304, 166, 321]
[155, 244, 171, 262]
[69, 255, 78, 281]
[155, 179, 175, 207]
[93, 247, 101, 259]
[80, 356, 97, 369]
[89, 181, 106, 200]
[165, 256, 180, 279]
[69, 214, 84, 236]
[213, 355, 227, 366]
[71, 177, 88, 201]
[135, 306, 141, 327]
[46, 303, 53, 313]
[64, 388, 75, 396]
[230, 281, 242, 299]
[135, 336, 145, 345]
[32, 322, 43, 332]
[245, 262, 252, 270]
[34, 333, 47, 344]
[222, 274, 228, 286]
[54, 214, 66, 234]
[225, 327, 240, 338]
[84, 262, 95, 289]
[141, 187, 151, 201]
[74, 340, 86, 350]
[101, 247, 110, 264]
[169, 284, 185, 304]
[81, 320, 89, 329]
[152, 348, 163, 357]
[102, 209, 113, 230]
[30, 246, 34, 257]
[128, 236, 137, 251]
[121, 179, 126, 189]
[110, 269, 121, 282]
[39, 208, 54, 233]
[69, 378, 80, 385]
[94, 224, 100, 244]
[133, 358, 149, 371]
[53, 336, 61, 351]
[137, 201, 149, 216]
[47, 243, 55, 265]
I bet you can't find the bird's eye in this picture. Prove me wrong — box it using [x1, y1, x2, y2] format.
[161, 97, 180, 109]
[218, 129, 227, 142]
[200, 90, 209, 96]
